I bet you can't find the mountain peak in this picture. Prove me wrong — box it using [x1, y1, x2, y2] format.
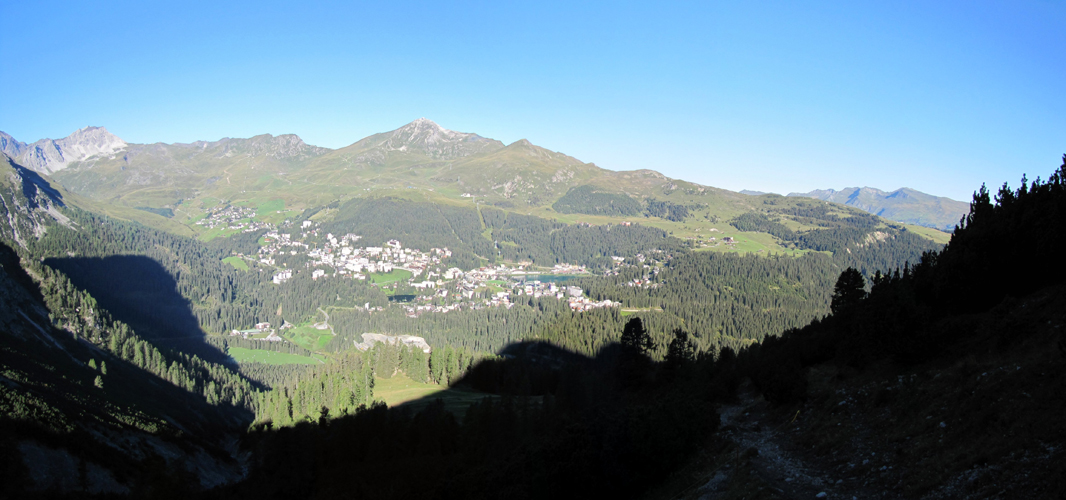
[408, 117, 441, 128]
[15, 126, 127, 174]
[369, 119, 504, 160]
[0, 131, 28, 159]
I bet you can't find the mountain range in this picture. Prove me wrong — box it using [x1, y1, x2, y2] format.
[0, 120, 958, 236]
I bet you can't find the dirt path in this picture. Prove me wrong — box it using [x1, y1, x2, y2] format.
[694, 383, 883, 500]
[315, 307, 336, 336]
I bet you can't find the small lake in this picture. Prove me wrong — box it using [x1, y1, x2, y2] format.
[512, 274, 581, 284]
[388, 294, 417, 302]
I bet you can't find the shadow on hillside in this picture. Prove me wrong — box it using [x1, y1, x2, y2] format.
[225, 337, 726, 499]
[378, 340, 617, 415]
[43, 254, 228, 363]
[444, 340, 625, 395]
[12, 162, 65, 209]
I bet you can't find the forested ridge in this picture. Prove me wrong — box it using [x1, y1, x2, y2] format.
[583, 252, 836, 351]
[551, 185, 698, 222]
[551, 185, 644, 216]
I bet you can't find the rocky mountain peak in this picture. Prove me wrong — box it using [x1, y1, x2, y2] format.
[378, 118, 504, 159]
[0, 131, 27, 159]
[242, 133, 329, 160]
[407, 117, 440, 129]
[14, 126, 127, 174]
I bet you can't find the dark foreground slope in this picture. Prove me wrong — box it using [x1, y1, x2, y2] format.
[687, 158, 1066, 499]
[0, 240, 254, 497]
[213, 337, 736, 500]
[648, 280, 1066, 500]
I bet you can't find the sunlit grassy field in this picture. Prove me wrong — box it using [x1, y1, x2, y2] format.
[222, 256, 249, 270]
[374, 374, 493, 415]
[227, 346, 322, 365]
[370, 268, 414, 284]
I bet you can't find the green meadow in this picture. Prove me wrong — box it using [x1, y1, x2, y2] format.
[285, 323, 335, 350]
[374, 374, 493, 415]
[222, 256, 249, 270]
[370, 268, 413, 285]
[227, 347, 321, 365]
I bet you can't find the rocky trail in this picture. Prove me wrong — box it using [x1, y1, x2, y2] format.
[690, 381, 896, 500]
[676, 321, 1066, 500]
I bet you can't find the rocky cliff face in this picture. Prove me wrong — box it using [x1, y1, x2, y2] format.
[4, 126, 128, 174]
[0, 131, 28, 159]
[0, 154, 72, 247]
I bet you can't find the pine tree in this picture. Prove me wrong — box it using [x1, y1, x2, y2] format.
[831, 267, 866, 315]
[620, 317, 653, 355]
[618, 317, 653, 388]
[665, 328, 696, 370]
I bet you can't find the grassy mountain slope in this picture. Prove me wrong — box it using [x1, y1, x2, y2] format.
[52, 133, 328, 210]
[432, 139, 598, 205]
[1, 153, 192, 239]
[35, 120, 947, 255]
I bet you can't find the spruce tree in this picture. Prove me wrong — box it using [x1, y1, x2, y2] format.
[831, 267, 866, 315]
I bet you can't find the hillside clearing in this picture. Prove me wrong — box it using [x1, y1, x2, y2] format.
[374, 374, 491, 415]
[222, 256, 248, 270]
[227, 347, 322, 365]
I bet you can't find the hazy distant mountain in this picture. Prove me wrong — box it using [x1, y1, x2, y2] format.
[740, 189, 771, 196]
[787, 186, 968, 232]
[2, 126, 128, 174]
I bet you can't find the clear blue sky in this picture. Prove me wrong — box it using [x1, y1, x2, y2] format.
[2, 1, 1063, 201]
